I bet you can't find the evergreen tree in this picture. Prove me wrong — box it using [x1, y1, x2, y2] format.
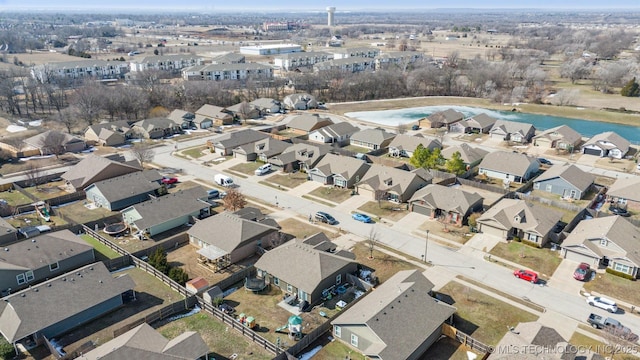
[446, 151, 467, 175]
[409, 144, 431, 168]
[621, 77, 639, 97]
[148, 247, 169, 274]
[168, 267, 189, 285]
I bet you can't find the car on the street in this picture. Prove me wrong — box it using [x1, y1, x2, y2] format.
[573, 262, 591, 281]
[315, 211, 338, 225]
[586, 296, 618, 313]
[513, 269, 538, 283]
[352, 212, 372, 223]
[161, 176, 178, 185]
[411, 124, 420, 131]
[609, 205, 631, 217]
[537, 158, 552, 165]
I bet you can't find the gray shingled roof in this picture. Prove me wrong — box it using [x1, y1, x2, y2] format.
[133, 117, 178, 132]
[211, 129, 270, 149]
[607, 176, 640, 202]
[188, 212, 278, 253]
[287, 114, 333, 132]
[87, 120, 131, 136]
[195, 104, 230, 119]
[0, 262, 135, 343]
[62, 154, 141, 190]
[490, 119, 535, 136]
[491, 322, 575, 360]
[351, 128, 396, 146]
[479, 151, 538, 177]
[533, 125, 582, 145]
[534, 164, 594, 193]
[255, 241, 355, 294]
[125, 186, 208, 231]
[0, 217, 17, 240]
[441, 143, 488, 164]
[81, 323, 209, 360]
[311, 121, 359, 139]
[427, 109, 464, 124]
[87, 170, 162, 203]
[211, 52, 245, 64]
[23, 130, 84, 149]
[468, 113, 497, 128]
[409, 184, 483, 214]
[359, 164, 425, 196]
[311, 153, 370, 180]
[332, 270, 455, 360]
[583, 131, 630, 152]
[477, 199, 562, 237]
[250, 98, 280, 109]
[167, 109, 195, 124]
[389, 134, 440, 153]
[186, 63, 272, 72]
[0, 230, 93, 271]
[269, 143, 330, 167]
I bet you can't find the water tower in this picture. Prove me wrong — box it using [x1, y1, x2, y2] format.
[327, 6, 336, 27]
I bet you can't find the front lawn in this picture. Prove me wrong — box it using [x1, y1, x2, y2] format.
[489, 241, 562, 278]
[584, 272, 640, 307]
[569, 331, 640, 360]
[352, 243, 418, 283]
[229, 162, 263, 175]
[264, 172, 308, 189]
[180, 145, 208, 159]
[278, 218, 330, 239]
[437, 281, 539, 346]
[357, 201, 409, 222]
[308, 186, 353, 204]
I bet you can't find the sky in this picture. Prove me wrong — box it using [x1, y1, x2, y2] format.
[0, 0, 638, 11]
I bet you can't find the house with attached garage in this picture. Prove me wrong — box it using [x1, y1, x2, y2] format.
[388, 134, 441, 158]
[206, 129, 270, 156]
[167, 109, 196, 129]
[477, 199, 563, 246]
[478, 151, 539, 184]
[533, 164, 594, 200]
[286, 113, 334, 135]
[282, 93, 318, 110]
[465, 113, 497, 134]
[331, 270, 456, 360]
[62, 154, 142, 192]
[581, 131, 630, 159]
[308, 122, 359, 145]
[0, 230, 95, 296]
[84, 170, 163, 211]
[357, 164, 432, 203]
[409, 184, 483, 226]
[233, 137, 290, 162]
[268, 143, 330, 172]
[489, 119, 536, 143]
[441, 143, 488, 168]
[254, 237, 358, 305]
[309, 153, 371, 188]
[226, 102, 261, 121]
[606, 176, 640, 212]
[350, 128, 396, 152]
[562, 216, 640, 278]
[80, 323, 209, 360]
[121, 186, 211, 237]
[188, 211, 280, 271]
[532, 125, 582, 151]
[0, 262, 135, 349]
[490, 322, 580, 360]
[23, 130, 86, 156]
[84, 120, 132, 147]
[131, 117, 182, 139]
[250, 98, 281, 114]
[418, 109, 464, 129]
[194, 104, 233, 127]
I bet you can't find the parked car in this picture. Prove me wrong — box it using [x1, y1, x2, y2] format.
[352, 212, 372, 223]
[537, 158, 552, 165]
[315, 211, 338, 225]
[587, 313, 638, 341]
[161, 176, 178, 185]
[586, 296, 618, 313]
[573, 262, 591, 281]
[254, 163, 272, 176]
[587, 313, 620, 329]
[411, 124, 420, 131]
[609, 205, 631, 217]
[513, 269, 538, 283]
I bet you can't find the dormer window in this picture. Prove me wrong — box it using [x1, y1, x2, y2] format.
[384, 179, 393, 186]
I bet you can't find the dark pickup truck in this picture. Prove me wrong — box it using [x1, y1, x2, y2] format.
[588, 313, 639, 342]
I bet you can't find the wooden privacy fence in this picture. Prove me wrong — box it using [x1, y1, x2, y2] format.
[113, 296, 198, 338]
[442, 323, 492, 355]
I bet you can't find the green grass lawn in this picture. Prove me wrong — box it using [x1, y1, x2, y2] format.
[584, 272, 640, 308]
[180, 145, 209, 159]
[311, 339, 355, 359]
[55, 201, 116, 225]
[489, 241, 562, 278]
[357, 201, 409, 222]
[308, 186, 353, 203]
[437, 281, 539, 346]
[0, 189, 33, 205]
[229, 162, 263, 175]
[80, 234, 121, 260]
[265, 172, 308, 189]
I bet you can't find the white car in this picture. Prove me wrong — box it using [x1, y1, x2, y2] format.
[586, 296, 618, 313]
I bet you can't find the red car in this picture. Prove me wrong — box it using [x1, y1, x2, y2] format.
[161, 177, 178, 185]
[573, 262, 591, 281]
[514, 269, 538, 283]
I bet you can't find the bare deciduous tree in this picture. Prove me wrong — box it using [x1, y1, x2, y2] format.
[24, 163, 44, 188]
[130, 143, 155, 167]
[42, 131, 68, 158]
[366, 228, 379, 260]
[222, 188, 247, 212]
[601, 324, 638, 359]
[551, 89, 579, 106]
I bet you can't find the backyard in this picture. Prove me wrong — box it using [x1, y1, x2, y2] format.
[54, 201, 116, 225]
[357, 201, 410, 222]
[307, 186, 353, 204]
[0, 188, 32, 206]
[79, 234, 121, 261]
[584, 272, 640, 308]
[22, 181, 68, 200]
[489, 241, 562, 279]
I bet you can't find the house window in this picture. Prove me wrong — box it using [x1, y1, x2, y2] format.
[545, 184, 553, 191]
[287, 284, 293, 293]
[273, 277, 279, 286]
[336, 274, 342, 285]
[614, 263, 630, 274]
[16, 273, 25, 285]
[527, 233, 537, 242]
[534, 183, 540, 189]
[334, 325, 341, 338]
[599, 238, 608, 246]
[50, 262, 60, 271]
[351, 334, 359, 347]
[26, 271, 34, 282]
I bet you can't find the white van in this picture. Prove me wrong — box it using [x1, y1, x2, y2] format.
[214, 174, 234, 187]
[254, 163, 272, 176]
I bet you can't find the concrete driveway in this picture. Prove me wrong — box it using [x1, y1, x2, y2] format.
[548, 259, 586, 295]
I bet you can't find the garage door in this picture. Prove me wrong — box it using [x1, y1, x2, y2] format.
[412, 203, 433, 217]
[479, 224, 505, 238]
[357, 186, 375, 200]
[563, 249, 595, 264]
[583, 148, 602, 156]
[310, 173, 329, 184]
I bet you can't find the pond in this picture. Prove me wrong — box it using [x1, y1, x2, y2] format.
[345, 105, 640, 143]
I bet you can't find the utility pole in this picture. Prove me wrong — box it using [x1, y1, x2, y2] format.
[424, 230, 429, 263]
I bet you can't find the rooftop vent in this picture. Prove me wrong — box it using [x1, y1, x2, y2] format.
[4, 248, 7, 252]
[31, 239, 36, 243]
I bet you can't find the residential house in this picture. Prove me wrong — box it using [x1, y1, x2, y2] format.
[477, 199, 563, 246]
[466, 113, 497, 134]
[331, 270, 456, 360]
[478, 151, 539, 183]
[188, 212, 279, 270]
[210, 53, 245, 64]
[448, 119, 471, 134]
[23, 130, 86, 156]
[533, 125, 582, 151]
[409, 184, 483, 226]
[489, 120, 536, 143]
[84, 120, 132, 146]
[0, 262, 135, 347]
[388, 134, 441, 158]
[562, 216, 640, 278]
[286, 113, 334, 135]
[131, 117, 182, 139]
[0, 218, 17, 246]
[418, 109, 464, 129]
[282, 93, 318, 110]
[182, 63, 273, 81]
[533, 164, 594, 200]
[226, 102, 261, 121]
[269, 143, 330, 172]
[308, 122, 359, 145]
[581, 131, 630, 159]
[309, 153, 371, 188]
[84, 170, 163, 211]
[0, 230, 95, 295]
[129, 54, 204, 74]
[31, 60, 129, 83]
[194, 104, 233, 127]
[358, 164, 432, 203]
[250, 98, 281, 114]
[274, 51, 334, 71]
[350, 128, 396, 151]
[206, 129, 270, 156]
[313, 57, 374, 73]
[81, 323, 209, 360]
[233, 137, 290, 162]
[606, 176, 640, 212]
[490, 322, 582, 360]
[254, 238, 358, 305]
[121, 186, 211, 237]
[167, 109, 197, 129]
[62, 154, 141, 191]
[441, 143, 488, 168]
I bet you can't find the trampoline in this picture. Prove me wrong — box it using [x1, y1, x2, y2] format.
[244, 276, 267, 292]
[103, 222, 128, 236]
